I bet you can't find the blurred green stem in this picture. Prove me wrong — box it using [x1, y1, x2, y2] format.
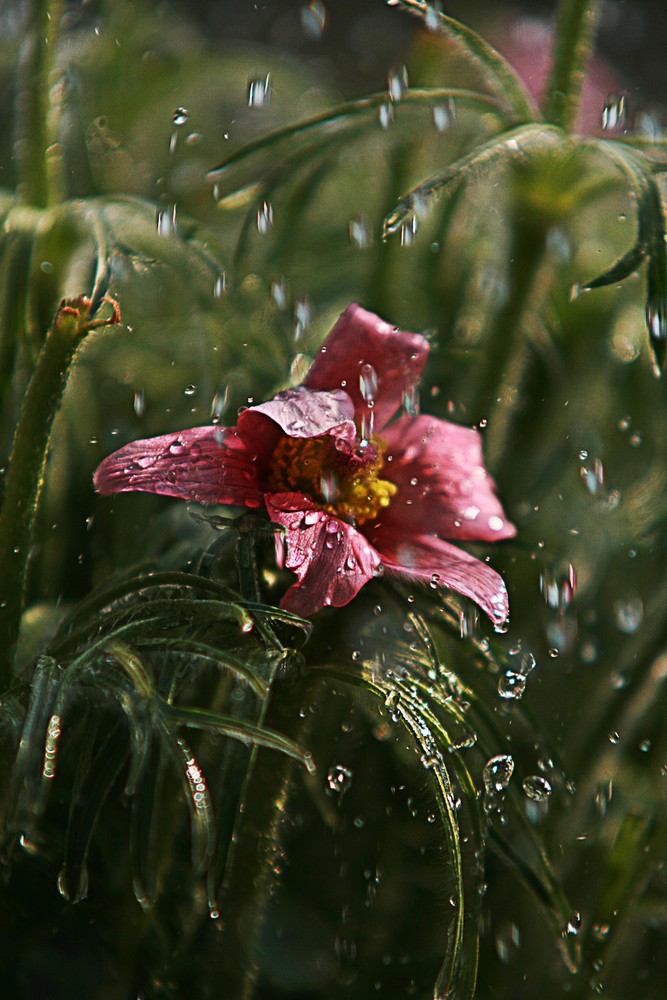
[16, 0, 65, 206]
[477, 218, 549, 471]
[543, 0, 603, 132]
[0, 296, 120, 687]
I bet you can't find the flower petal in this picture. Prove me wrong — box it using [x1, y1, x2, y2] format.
[304, 304, 430, 431]
[265, 492, 382, 617]
[380, 415, 516, 542]
[236, 386, 356, 468]
[94, 427, 264, 507]
[372, 529, 510, 624]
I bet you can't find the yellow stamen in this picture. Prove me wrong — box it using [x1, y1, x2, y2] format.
[268, 435, 396, 525]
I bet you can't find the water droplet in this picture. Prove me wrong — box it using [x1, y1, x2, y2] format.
[320, 469, 339, 503]
[608, 730, 620, 745]
[601, 94, 626, 131]
[488, 515, 505, 532]
[432, 99, 455, 131]
[378, 103, 394, 128]
[301, 0, 326, 39]
[133, 390, 145, 417]
[580, 457, 604, 496]
[184, 384, 196, 397]
[256, 200, 273, 234]
[156, 204, 177, 236]
[646, 298, 667, 374]
[540, 562, 577, 609]
[387, 65, 408, 101]
[293, 296, 314, 341]
[401, 385, 420, 416]
[271, 278, 288, 309]
[565, 911, 582, 936]
[613, 596, 643, 634]
[498, 670, 526, 700]
[638, 737, 651, 753]
[172, 106, 189, 126]
[592, 922, 611, 942]
[303, 509, 320, 526]
[520, 652, 536, 675]
[168, 437, 186, 455]
[359, 363, 378, 403]
[42, 714, 62, 779]
[211, 385, 229, 422]
[522, 775, 552, 801]
[400, 215, 418, 246]
[360, 410, 374, 444]
[213, 272, 227, 298]
[349, 216, 371, 249]
[326, 763, 353, 796]
[247, 74, 272, 108]
[483, 754, 514, 794]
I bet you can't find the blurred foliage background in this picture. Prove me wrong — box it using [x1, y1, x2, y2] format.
[2, 1, 667, 998]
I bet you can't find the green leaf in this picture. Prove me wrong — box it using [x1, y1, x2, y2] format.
[382, 124, 563, 240]
[388, 0, 536, 123]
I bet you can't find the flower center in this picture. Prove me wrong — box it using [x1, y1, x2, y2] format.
[268, 435, 397, 525]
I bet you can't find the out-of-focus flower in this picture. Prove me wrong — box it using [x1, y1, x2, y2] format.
[95, 305, 515, 621]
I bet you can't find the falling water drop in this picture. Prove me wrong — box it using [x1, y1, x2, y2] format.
[387, 65, 408, 101]
[247, 74, 272, 108]
[133, 390, 145, 417]
[601, 94, 626, 131]
[432, 98, 455, 131]
[156, 204, 177, 236]
[256, 200, 274, 234]
[301, 0, 326, 39]
[359, 363, 378, 403]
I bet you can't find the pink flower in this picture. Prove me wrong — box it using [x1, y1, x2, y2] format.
[94, 305, 515, 622]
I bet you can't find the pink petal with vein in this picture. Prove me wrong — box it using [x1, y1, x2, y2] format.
[266, 492, 382, 617]
[304, 304, 430, 431]
[380, 415, 516, 542]
[373, 530, 510, 624]
[236, 386, 356, 467]
[94, 426, 263, 507]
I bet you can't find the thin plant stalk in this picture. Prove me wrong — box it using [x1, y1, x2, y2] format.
[15, 0, 66, 207]
[543, 0, 604, 132]
[0, 296, 120, 687]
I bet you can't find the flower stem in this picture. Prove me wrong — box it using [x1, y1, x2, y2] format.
[15, 0, 65, 207]
[0, 296, 120, 688]
[542, 0, 603, 132]
[476, 218, 549, 472]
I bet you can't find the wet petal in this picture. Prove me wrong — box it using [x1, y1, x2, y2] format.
[380, 415, 516, 542]
[372, 529, 510, 624]
[237, 386, 356, 467]
[304, 304, 429, 431]
[266, 492, 382, 616]
[94, 426, 264, 508]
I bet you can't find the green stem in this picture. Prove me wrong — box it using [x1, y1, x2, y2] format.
[15, 0, 65, 206]
[475, 218, 549, 472]
[0, 296, 120, 687]
[542, 0, 603, 132]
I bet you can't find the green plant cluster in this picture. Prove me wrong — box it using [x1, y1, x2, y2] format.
[2, 1, 667, 997]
